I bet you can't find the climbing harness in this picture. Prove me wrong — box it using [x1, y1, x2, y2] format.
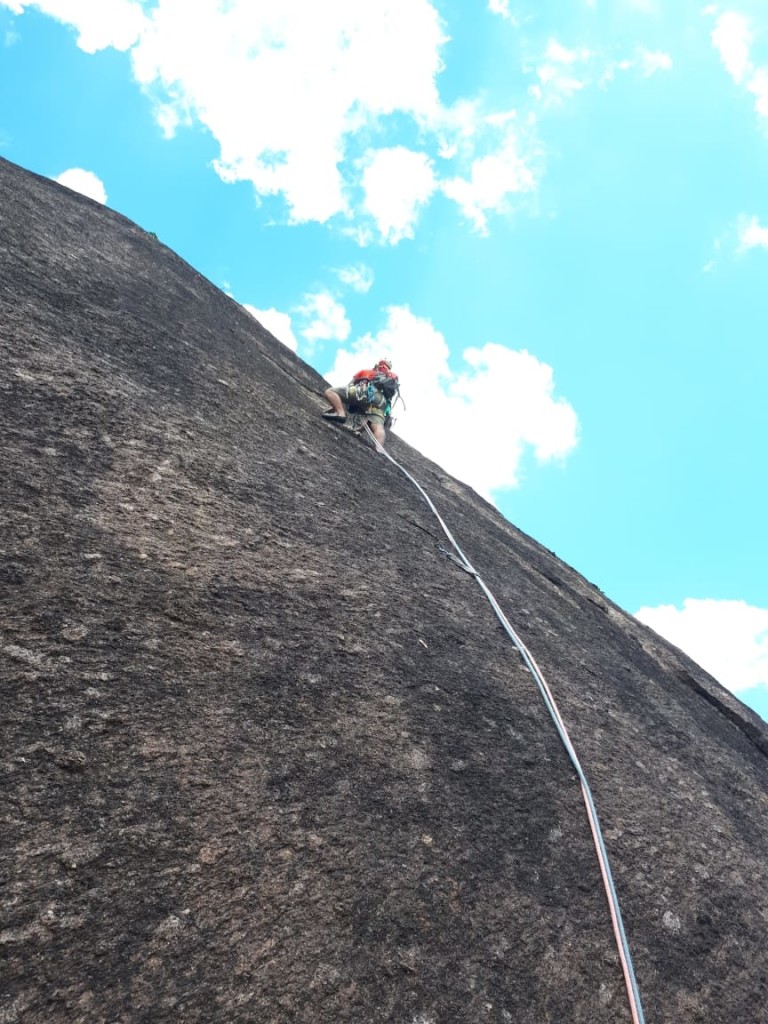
[363, 424, 646, 1024]
[347, 379, 379, 411]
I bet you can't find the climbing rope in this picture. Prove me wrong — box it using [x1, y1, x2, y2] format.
[363, 425, 646, 1024]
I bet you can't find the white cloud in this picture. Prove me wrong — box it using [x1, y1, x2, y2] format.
[5, 0, 144, 52]
[8, 0, 545, 241]
[747, 66, 768, 117]
[325, 306, 578, 497]
[638, 48, 673, 75]
[705, 213, 768, 265]
[711, 11, 752, 85]
[242, 305, 299, 352]
[433, 97, 484, 161]
[486, 0, 524, 24]
[336, 264, 374, 293]
[129, 1, 446, 226]
[360, 147, 436, 244]
[297, 291, 351, 343]
[530, 36, 671, 105]
[526, 37, 597, 106]
[545, 39, 592, 65]
[53, 167, 107, 203]
[708, 9, 768, 121]
[600, 47, 672, 86]
[635, 599, 768, 693]
[441, 120, 538, 234]
[737, 213, 768, 250]
[530, 33, 673, 96]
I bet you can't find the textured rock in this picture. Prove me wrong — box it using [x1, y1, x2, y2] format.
[1, 155, 767, 1024]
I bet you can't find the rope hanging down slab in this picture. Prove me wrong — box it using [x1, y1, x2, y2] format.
[363, 425, 646, 1024]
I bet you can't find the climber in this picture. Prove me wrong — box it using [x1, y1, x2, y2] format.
[322, 358, 400, 448]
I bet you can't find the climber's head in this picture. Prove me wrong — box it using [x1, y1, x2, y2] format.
[375, 358, 393, 373]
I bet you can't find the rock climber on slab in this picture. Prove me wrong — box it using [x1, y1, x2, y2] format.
[322, 358, 400, 448]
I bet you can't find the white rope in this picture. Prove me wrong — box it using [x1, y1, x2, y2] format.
[364, 425, 646, 1024]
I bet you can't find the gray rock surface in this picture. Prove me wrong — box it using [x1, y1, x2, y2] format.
[2, 155, 767, 1023]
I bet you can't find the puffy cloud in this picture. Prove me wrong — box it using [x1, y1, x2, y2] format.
[296, 291, 351, 343]
[325, 306, 578, 497]
[441, 120, 538, 233]
[7, 0, 544, 241]
[335, 264, 374, 293]
[737, 214, 768, 250]
[711, 11, 752, 85]
[53, 167, 107, 203]
[705, 213, 768, 266]
[5, 0, 144, 52]
[634, 599, 768, 694]
[708, 10, 768, 121]
[128, 0, 446, 226]
[360, 147, 436, 244]
[242, 305, 299, 352]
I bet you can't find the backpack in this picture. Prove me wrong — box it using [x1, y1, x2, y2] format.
[372, 373, 399, 401]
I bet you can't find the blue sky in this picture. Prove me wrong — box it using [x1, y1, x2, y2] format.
[2, 0, 767, 721]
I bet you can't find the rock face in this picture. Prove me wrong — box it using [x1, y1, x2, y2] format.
[1, 155, 767, 1024]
